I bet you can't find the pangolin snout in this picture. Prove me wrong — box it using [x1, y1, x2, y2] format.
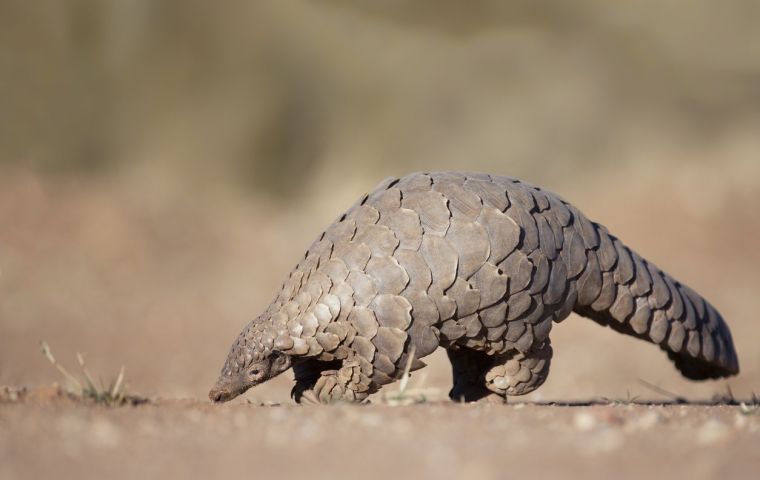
[208, 379, 236, 403]
[209, 389, 225, 403]
[209, 376, 250, 403]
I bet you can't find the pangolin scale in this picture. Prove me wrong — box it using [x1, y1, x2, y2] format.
[209, 171, 739, 404]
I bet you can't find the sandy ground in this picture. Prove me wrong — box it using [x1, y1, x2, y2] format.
[1, 388, 759, 480]
[1, 167, 759, 479]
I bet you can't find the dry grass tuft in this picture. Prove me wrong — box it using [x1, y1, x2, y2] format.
[40, 341, 146, 406]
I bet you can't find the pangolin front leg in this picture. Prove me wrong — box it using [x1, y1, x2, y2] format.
[291, 359, 341, 403]
[296, 360, 373, 405]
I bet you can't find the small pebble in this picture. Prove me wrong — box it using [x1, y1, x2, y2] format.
[573, 412, 596, 431]
[733, 413, 748, 429]
[625, 411, 662, 432]
[697, 419, 729, 445]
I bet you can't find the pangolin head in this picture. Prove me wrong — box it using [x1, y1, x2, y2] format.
[208, 320, 292, 403]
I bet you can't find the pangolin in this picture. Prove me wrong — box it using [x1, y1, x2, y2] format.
[209, 172, 739, 404]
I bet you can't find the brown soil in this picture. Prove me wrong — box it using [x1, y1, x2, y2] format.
[1, 389, 759, 480]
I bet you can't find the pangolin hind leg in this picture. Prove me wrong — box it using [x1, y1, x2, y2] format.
[294, 359, 373, 405]
[484, 339, 553, 397]
[447, 347, 504, 403]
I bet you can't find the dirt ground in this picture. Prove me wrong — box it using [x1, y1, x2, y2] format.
[2, 388, 759, 480]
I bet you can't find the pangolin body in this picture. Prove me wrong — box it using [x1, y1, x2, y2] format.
[209, 171, 739, 403]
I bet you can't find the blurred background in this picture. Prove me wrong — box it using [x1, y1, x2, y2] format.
[1, 0, 759, 402]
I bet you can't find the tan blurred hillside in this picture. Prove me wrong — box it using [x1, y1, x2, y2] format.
[1, 0, 759, 402]
[3, 1, 760, 193]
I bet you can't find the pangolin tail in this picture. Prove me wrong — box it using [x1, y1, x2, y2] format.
[571, 219, 739, 380]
